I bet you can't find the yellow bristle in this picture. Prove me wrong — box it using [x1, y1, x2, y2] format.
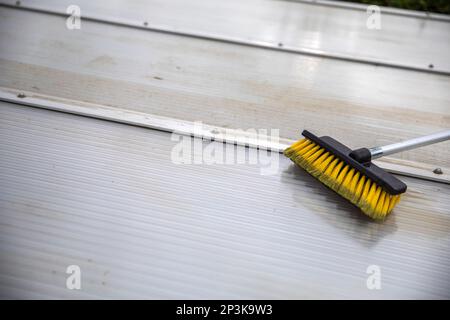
[306, 148, 325, 164]
[364, 184, 380, 211]
[388, 195, 401, 212]
[296, 146, 320, 168]
[311, 151, 330, 168]
[382, 194, 391, 214]
[320, 158, 339, 182]
[359, 179, 372, 205]
[309, 152, 332, 176]
[328, 161, 345, 184]
[333, 164, 349, 189]
[364, 185, 381, 217]
[339, 168, 355, 199]
[295, 142, 316, 156]
[284, 138, 402, 220]
[374, 192, 387, 219]
[291, 138, 307, 148]
[340, 168, 355, 190]
[283, 138, 309, 157]
[317, 153, 334, 170]
[352, 174, 365, 204]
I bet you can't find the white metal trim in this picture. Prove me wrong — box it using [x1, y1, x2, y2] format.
[1, 87, 448, 184]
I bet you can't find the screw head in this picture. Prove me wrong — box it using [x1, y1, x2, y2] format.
[433, 168, 443, 175]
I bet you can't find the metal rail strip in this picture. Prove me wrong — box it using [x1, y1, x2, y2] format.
[1, 87, 448, 184]
[1, 0, 449, 74]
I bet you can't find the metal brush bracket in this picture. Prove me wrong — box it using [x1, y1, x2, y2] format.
[350, 130, 450, 163]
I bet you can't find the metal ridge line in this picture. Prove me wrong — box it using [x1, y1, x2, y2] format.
[0, 87, 448, 184]
[1, 2, 450, 76]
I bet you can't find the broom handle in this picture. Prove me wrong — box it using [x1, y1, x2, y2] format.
[369, 130, 450, 159]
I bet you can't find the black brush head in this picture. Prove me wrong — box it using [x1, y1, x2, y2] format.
[302, 130, 407, 195]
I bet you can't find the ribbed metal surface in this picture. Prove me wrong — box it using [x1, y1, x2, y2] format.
[1, 103, 449, 299]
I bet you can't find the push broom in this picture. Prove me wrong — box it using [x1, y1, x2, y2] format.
[284, 130, 450, 220]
